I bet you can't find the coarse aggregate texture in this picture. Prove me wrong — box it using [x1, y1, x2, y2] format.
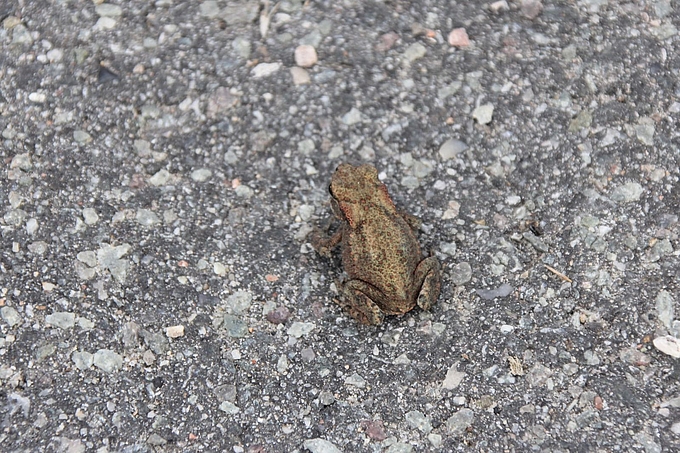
[1, 0, 680, 452]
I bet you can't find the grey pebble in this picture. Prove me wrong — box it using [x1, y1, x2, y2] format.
[584, 350, 600, 366]
[297, 204, 315, 221]
[25, 218, 38, 235]
[440, 242, 457, 256]
[476, 283, 513, 300]
[149, 169, 171, 186]
[400, 175, 420, 190]
[234, 184, 253, 198]
[575, 409, 601, 429]
[214, 384, 237, 403]
[134, 139, 151, 156]
[97, 244, 131, 283]
[232, 37, 251, 59]
[72, 351, 94, 370]
[472, 104, 494, 125]
[319, 390, 335, 406]
[122, 322, 142, 348]
[382, 122, 405, 142]
[405, 410, 432, 433]
[163, 209, 178, 224]
[647, 238, 673, 262]
[303, 438, 342, 453]
[147, 434, 167, 446]
[634, 119, 655, 145]
[4, 209, 26, 226]
[655, 0, 672, 18]
[655, 290, 674, 329]
[1, 306, 22, 327]
[190, 168, 212, 182]
[142, 330, 170, 354]
[634, 432, 661, 453]
[223, 314, 249, 338]
[10, 153, 32, 171]
[523, 232, 549, 252]
[287, 321, 316, 338]
[581, 215, 599, 227]
[78, 317, 95, 330]
[600, 128, 622, 146]
[199, 1, 220, 18]
[403, 43, 427, 63]
[136, 209, 161, 226]
[563, 363, 579, 375]
[95, 4, 123, 17]
[277, 354, 289, 373]
[219, 401, 240, 415]
[298, 138, 316, 154]
[300, 347, 315, 362]
[319, 19, 332, 35]
[651, 23, 677, 40]
[344, 372, 367, 388]
[226, 291, 252, 314]
[386, 443, 414, 453]
[82, 208, 99, 225]
[446, 408, 474, 435]
[7, 393, 30, 418]
[450, 262, 472, 285]
[36, 344, 56, 361]
[610, 182, 643, 203]
[411, 160, 435, 178]
[341, 107, 363, 126]
[74, 261, 96, 280]
[76, 250, 97, 267]
[568, 109, 592, 132]
[439, 139, 468, 160]
[619, 347, 651, 366]
[8, 193, 24, 209]
[438, 82, 462, 100]
[12, 24, 33, 44]
[442, 363, 465, 389]
[526, 363, 552, 386]
[93, 349, 123, 373]
[300, 29, 322, 47]
[314, 69, 338, 84]
[45, 312, 76, 329]
[223, 1, 258, 25]
[73, 130, 92, 144]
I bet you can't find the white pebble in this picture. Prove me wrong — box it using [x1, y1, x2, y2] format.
[28, 92, 47, 103]
[252, 62, 281, 78]
[165, 325, 184, 338]
[26, 218, 39, 235]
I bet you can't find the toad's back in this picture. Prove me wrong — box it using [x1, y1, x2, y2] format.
[341, 206, 421, 302]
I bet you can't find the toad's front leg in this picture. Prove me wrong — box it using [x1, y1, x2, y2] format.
[310, 229, 342, 258]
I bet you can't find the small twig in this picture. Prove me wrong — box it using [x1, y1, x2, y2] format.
[544, 264, 572, 282]
[260, 1, 280, 39]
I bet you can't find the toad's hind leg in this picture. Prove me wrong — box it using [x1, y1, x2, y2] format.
[338, 280, 386, 325]
[413, 256, 442, 311]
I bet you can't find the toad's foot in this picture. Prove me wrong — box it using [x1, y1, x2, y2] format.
[413, 256, 442, 311]
[339, 279, 386, 325]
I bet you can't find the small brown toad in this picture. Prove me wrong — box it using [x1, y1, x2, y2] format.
[311, 163, 441, 325]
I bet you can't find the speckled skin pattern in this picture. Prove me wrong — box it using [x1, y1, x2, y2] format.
[312, 163, 441, 325]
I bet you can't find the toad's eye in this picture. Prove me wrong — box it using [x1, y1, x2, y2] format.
[328, 184, 334, 195]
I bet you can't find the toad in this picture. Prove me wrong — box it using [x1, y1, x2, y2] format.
[312, 163, 441, 325]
